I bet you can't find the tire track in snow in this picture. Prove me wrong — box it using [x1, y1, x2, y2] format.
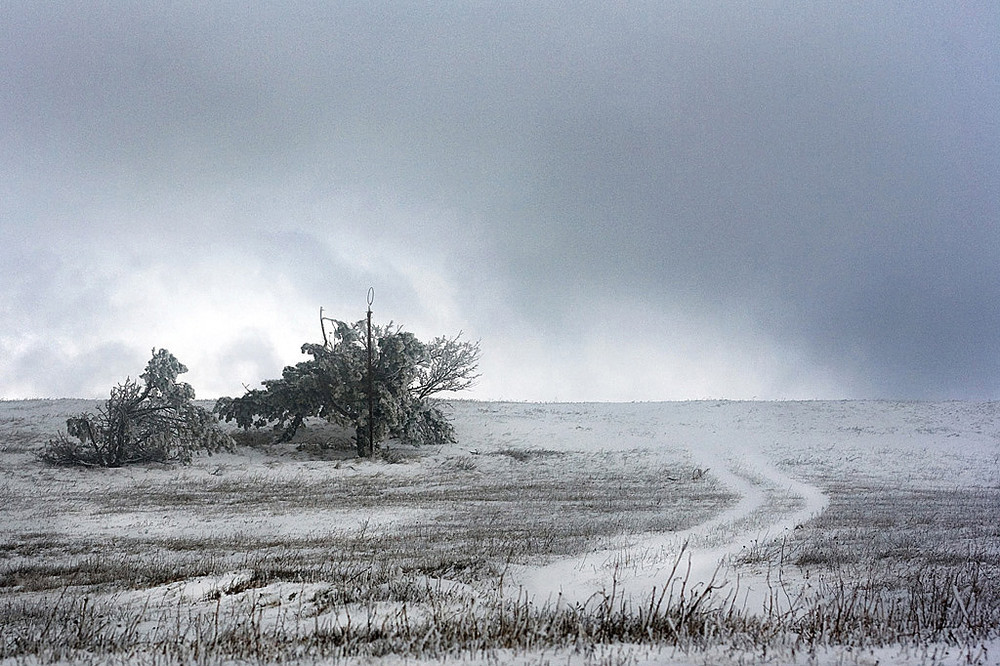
[512, 432, 829, 613]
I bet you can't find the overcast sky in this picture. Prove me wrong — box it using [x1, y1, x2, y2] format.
[2, 2, 998, 401]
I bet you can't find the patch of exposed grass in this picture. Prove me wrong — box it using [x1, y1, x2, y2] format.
[0, 446, 735, 597]
[730, 483, 1000, 648]
[491, 447, 567, 462]
[0, 550, 224, 592]
[788, 485, 1000, 569]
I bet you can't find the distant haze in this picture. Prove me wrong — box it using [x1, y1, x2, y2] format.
[3, 2, 998, 401]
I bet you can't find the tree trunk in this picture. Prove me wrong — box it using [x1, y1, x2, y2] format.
[356, 424, 373, 458]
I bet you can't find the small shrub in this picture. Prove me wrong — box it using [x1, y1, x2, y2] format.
[41, 349, 232, 467]
[229, 429, 275, 448]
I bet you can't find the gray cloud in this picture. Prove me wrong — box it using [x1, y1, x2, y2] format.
[2, 2, 998, 399]
[2, 338, 145, 399]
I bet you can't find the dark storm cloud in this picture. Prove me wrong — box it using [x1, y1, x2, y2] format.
[2, 1, 998, 399]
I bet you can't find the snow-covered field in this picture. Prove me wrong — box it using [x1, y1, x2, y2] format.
[1, 399, 998, 665]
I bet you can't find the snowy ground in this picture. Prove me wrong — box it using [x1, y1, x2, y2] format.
[1, 399, 998, 665]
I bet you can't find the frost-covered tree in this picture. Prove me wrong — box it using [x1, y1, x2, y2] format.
[215, 318, 480, 457]
[42, 349, 232, 467]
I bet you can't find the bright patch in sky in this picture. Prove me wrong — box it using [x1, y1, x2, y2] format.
[2, 2, 998, 400]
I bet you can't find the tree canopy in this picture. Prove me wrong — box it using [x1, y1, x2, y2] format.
[42, 349, 232, 467]
[215, 318, 480, 456]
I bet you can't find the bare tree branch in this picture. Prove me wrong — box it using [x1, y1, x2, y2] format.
[413, 333, 481, 401]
